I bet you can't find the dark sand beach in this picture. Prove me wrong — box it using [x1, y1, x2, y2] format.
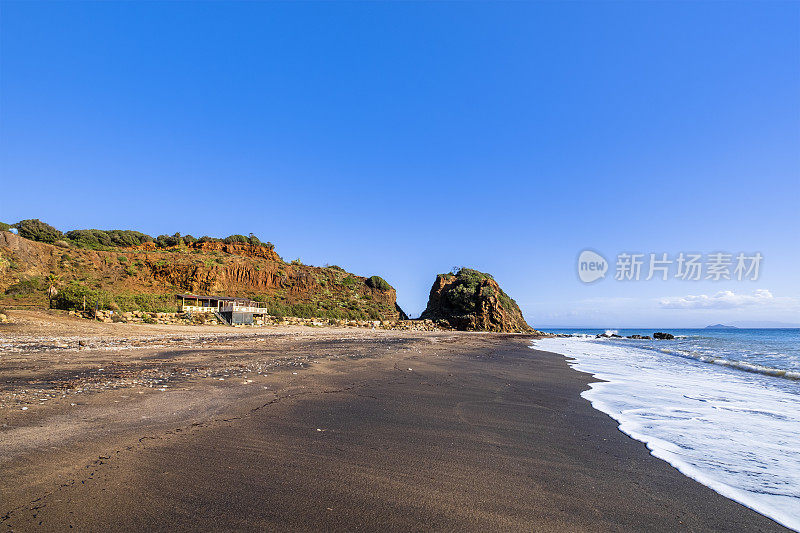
[0, 315, 789, 531]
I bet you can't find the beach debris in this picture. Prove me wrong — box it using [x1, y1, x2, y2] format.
[21, 406, 28, 410]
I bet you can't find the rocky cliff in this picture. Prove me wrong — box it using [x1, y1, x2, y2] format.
[0, 231, 405, 321]
[419, 268, 532, 333]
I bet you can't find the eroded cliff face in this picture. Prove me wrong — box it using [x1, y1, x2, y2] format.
[420, 268, 532, 333]
[0, 231, 403, 320]
[136, 240, 281, 261]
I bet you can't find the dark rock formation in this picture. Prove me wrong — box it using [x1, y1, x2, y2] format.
[419, 268, 532, 333]
[653, 332, 675, 340]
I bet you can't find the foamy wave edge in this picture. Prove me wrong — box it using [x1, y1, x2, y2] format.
[586, 337, 800, 382]
[533, 339, 800, 532]
[654, 347, 800, 381]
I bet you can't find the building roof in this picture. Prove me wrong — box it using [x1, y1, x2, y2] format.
[175, 293, 256, 303]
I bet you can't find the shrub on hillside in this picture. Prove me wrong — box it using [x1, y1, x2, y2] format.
[254, 296, 385, 321]
[66, 229, 113, 248]
[155, 233, 183, 248]
[65, 229, 152, 249]
[4, 277, 43, 296]
[6, 220, 279, 252]
[51, 282, 176, 312]
[14, 219, 63, 243]
[107, 229, 152, 246]
[366, 275, 392, 291]
[52, 282, 111, 310]
[113, 293, 176, 312]
[223, 234, 248, 244]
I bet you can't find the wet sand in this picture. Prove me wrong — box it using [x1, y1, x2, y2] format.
[0, 315, 789, 531]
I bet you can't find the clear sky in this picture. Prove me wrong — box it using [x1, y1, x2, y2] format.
[1, 1, 798, 327]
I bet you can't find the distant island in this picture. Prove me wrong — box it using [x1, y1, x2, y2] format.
[705, 324, 738, 330]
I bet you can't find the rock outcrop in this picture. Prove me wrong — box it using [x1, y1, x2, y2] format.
[135, 240, 281, 261]
[419, 268, 532, 333]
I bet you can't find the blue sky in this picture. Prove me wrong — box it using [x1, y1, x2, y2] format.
[1, 1, 798, 327]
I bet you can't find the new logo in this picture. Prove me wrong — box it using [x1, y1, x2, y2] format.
[578, 250, 608, 283]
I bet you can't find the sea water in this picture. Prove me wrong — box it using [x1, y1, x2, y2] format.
[535, 328, 800, 531]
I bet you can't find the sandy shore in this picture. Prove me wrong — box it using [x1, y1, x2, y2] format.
[0, 312, 788, 531]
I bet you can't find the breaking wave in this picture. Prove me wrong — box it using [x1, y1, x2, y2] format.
[534, 336, 800, 531]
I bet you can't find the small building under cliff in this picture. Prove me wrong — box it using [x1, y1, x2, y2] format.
[177, 293, 268, 325]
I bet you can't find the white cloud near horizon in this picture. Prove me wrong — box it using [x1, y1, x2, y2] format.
[527, 290, 800, 327]
[658, 289, 796, 310]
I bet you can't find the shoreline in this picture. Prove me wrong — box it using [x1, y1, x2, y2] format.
[1, 317, 789, 530]
[538, 335, 800, 531]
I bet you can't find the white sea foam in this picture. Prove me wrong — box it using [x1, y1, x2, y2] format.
[665, 348, 800, 381]
[535, 337, 800, 531]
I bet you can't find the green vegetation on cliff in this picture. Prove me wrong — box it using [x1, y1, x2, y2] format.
[6, 218, 274, 252]
[0, 226, 405, 321]
[14, 219, 63, 244]
[44, 281, 387, 320]
[366, 275, 392, 292]
[66, 229, 153, 248]
[431, 268, 515, 316]
[52, 282, 178, 313]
